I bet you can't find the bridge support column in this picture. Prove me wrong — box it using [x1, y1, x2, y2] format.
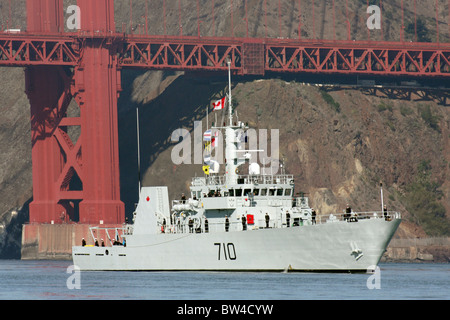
[22, 0, 124, 259]
[74, 0, 124, 224]
[73, 42, 124, 224]
[26, 66, 70, 223]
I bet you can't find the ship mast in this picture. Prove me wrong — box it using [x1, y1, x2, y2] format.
[225, 60, 237, 185]
[227, 60, 233, 127]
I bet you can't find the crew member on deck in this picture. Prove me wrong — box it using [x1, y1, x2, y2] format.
[345, 204, 351, 221]
[242, 215, 247, 231]
[286, 211, 291, 227]
[383, 205, 388, 221]
[311, 208, 317, 225]
[225, 215, 230, 232]
[265, 213, 270, 228]
[81, 238, 86, 247]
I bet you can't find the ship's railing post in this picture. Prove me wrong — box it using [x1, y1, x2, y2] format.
[316, 211, 401, 224]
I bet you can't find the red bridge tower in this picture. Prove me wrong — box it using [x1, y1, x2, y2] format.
[23, 0, 124, 258]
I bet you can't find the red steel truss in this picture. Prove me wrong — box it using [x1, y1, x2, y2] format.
[2, 34, 450, 78]
[0, 35, 78, 66]
[264, 40, 450, 77]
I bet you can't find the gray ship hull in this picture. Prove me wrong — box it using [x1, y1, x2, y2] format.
[72, 217, 400, 272]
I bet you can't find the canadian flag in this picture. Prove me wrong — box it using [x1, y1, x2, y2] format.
[213, 97, 226, 111]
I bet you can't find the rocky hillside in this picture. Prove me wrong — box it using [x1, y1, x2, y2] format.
[123, 72, 450, 240]
[0, 0, 449, 258]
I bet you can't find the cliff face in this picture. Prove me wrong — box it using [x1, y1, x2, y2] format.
[0, 0, 449, 258]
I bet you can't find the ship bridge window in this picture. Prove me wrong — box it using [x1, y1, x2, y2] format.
[229, 189, 234, 196]
[235, 189, 242, 197]
[269, 188, 276, 196]
[260, 188, 267, 196]
[284, 188, 292, 196]
[244, 189, 252, 196]
[277, 188, 283, 196]
[253, 188, 259, 196]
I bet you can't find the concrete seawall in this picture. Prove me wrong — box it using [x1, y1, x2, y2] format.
[382, 237, 450, 263]
[21, 223, 125, 260]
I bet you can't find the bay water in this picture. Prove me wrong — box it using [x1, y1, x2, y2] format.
[0, 260, 448, 300]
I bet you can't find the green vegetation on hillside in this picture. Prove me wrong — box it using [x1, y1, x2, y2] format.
[405, 18, 431, 42]
[418, 104, 440, 132]
[403, 160, 449, 236]
[320, 89, 340, 113]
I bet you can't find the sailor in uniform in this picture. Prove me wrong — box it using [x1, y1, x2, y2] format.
[242, 215, 247, 231]
[225, 215, 230, 232]
[286, 211, 291, 227]
[345, 204, 352, 221]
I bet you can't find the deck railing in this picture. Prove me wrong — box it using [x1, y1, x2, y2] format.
[157, 211, 401, 235]
[192, 174, 295, 186]
[87, 225, 133, 247]
[315, 211, 401, 224]
[83, 211, 400, 242]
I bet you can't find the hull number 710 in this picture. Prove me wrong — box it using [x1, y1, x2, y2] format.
[214, 243, 236, 260]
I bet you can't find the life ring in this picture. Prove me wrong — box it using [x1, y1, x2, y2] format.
[235, 168, 239, 174]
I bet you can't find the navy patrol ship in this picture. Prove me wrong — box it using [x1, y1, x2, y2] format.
[72, 63, 401, 272]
